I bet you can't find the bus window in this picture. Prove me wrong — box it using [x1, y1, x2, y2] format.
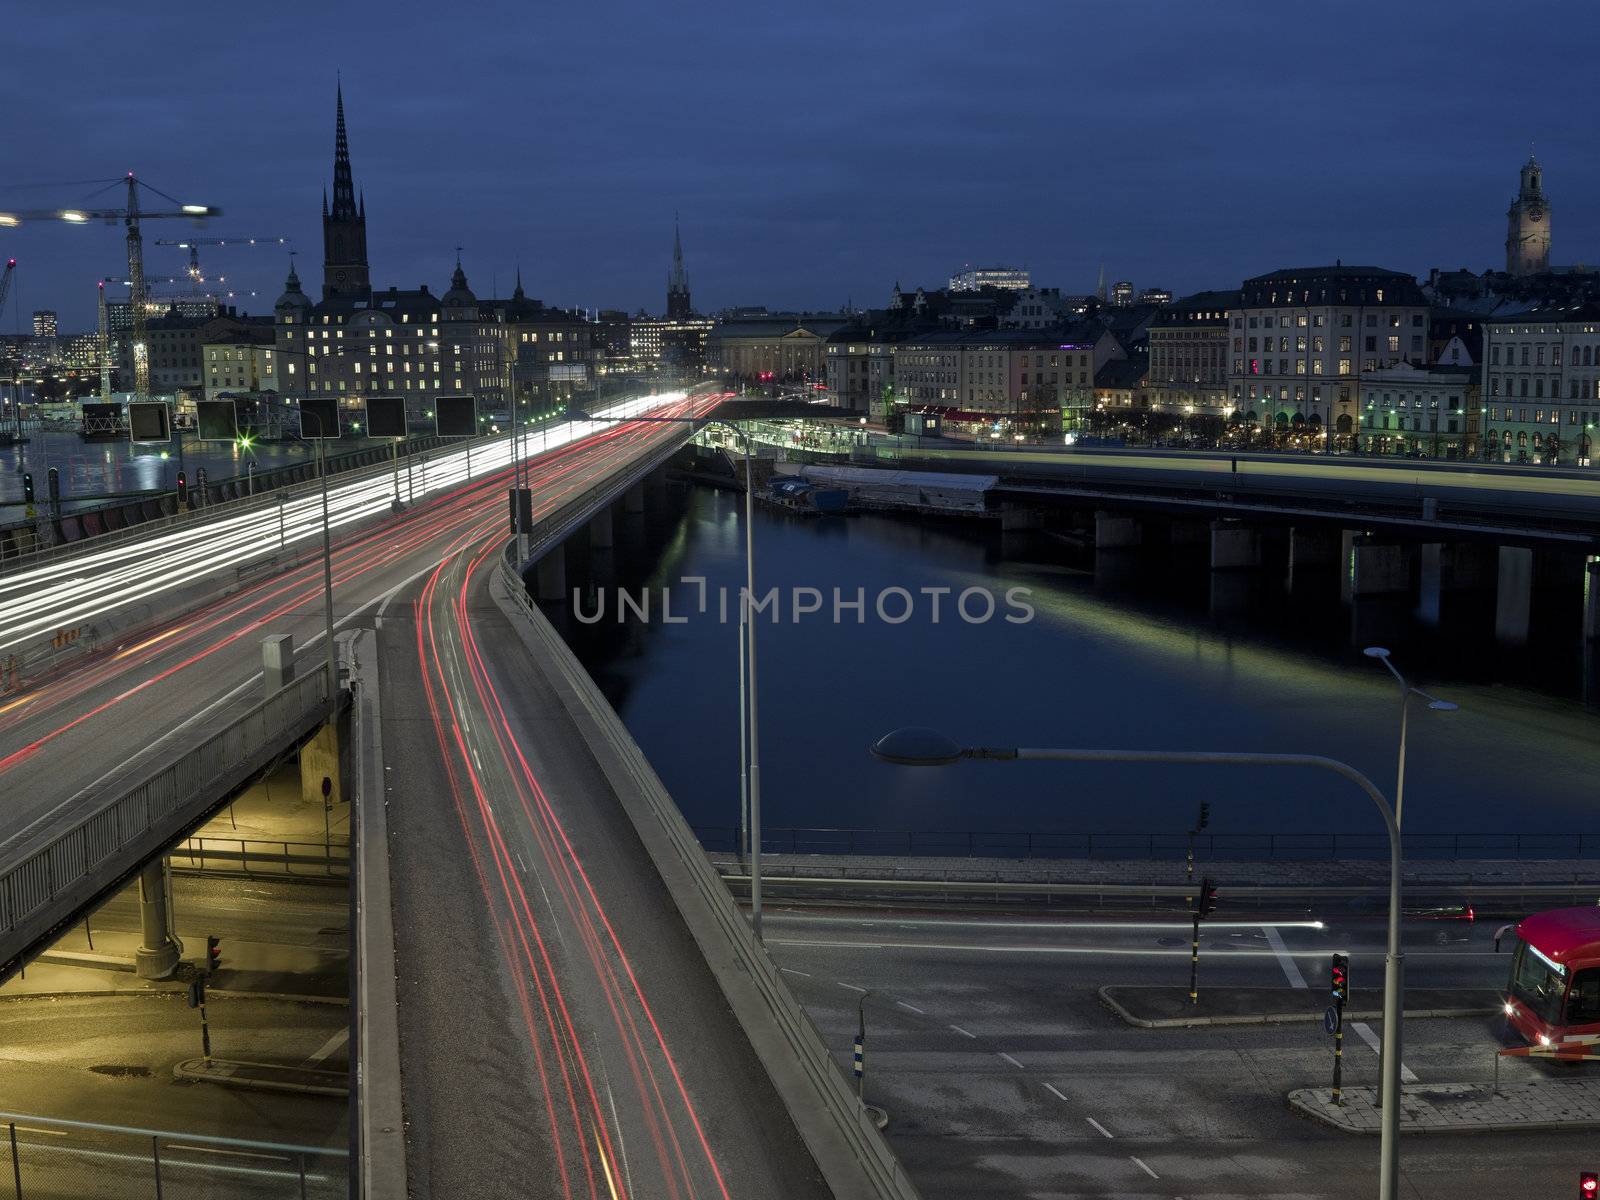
[1568, 969, 1600, 1025]
[1510, 938, 1567, 1026]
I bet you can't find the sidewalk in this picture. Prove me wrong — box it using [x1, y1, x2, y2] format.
[1290, 1080, 1600, 1134]
[186, 764, 349, 847]
[1101, 985, 1500, 1028]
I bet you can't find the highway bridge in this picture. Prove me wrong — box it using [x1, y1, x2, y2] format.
[0, 388, 917, 1199]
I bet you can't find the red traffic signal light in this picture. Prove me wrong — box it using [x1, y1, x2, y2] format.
[1582, 1172, 1598, 1198]
[175, 471, 188, 505]
[205, 934, 221, 973]
[1197, 877, 1218, 918]
[1331, 953, 1349, 1004]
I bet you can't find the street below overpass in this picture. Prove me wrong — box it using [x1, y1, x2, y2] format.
[761, 902, 1583, 1200]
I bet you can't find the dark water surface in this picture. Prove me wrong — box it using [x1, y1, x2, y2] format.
[563, 486, 1600, 857]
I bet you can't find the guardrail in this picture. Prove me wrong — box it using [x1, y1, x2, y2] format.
[173, 836, 349, 878]
[0, 669, 336, 977]
[496, 548, 921, 1200]
[0, 1111, 347, 1199]
[692, 825, 1600, 861]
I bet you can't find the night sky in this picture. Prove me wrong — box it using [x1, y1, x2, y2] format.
[5, 1, 1596, 330]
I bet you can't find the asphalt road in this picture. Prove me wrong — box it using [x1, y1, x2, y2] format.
[760, 904, 1590, 1200]
[375, 438, 831, 1199]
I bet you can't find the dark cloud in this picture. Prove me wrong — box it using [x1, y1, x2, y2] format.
[2, 0, 1594, 329]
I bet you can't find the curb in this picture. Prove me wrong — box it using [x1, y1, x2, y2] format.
[1286, 1086, 1600, 1135]
[0, 987, 346, 1006]
[174, 1057, 348, 1098]
[1097, 986, 1495, 1029]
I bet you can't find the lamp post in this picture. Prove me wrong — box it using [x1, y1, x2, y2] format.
[293, 406, 338, 718]
[869, 706, 1449, 1200]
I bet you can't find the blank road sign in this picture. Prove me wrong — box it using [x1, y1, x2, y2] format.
[365, 395, 407, 439]
[128, 401, 171, 443]
[195, 399, 239, 441]
[436, 394, 477, 437]
[299, 395, 341, 439]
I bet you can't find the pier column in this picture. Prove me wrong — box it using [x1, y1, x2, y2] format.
[261, 634, 295, 698]
[134, 857, 181, 980]
[1495, 546, 1533, 646]
[1094, 511, 1140, 548]
[1339, 530, 1359, 604]
[300, 723, 342, 807]
[1584, 559, 1600, 643]
[589, 506, 615, 550]
[1351, 542, 1408, 596]
[624, 483, 645, 514]
[1287, 527, 1338, 591]
[536, 549, 567, 603]
[1209, 520, 1260, 570]
[1417, 544, 1443, 627]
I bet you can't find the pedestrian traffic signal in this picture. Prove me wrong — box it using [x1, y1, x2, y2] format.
[186, 977, 205, 1009]
[205, 934, 222, 973]
[1195, 802, 1211, 832]
[21, 472, 32, 504]
[1331, 953, 1349, 1004]
[46, 466, 59, 502]
[1197, 877, 1218, 918]
[1581, 1172, 1598, 1199]
[176, 471, 188, 505]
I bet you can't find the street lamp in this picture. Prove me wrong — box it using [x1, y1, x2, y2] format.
[1362, 647, 1457, 831]
[293, 408, 338, 719]
[869, 714, 1446, 1200]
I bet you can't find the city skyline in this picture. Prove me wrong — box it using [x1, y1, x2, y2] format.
[4, 1, 1600, 329]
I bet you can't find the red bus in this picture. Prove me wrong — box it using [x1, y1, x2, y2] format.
[1503, 907, 1600, 1046]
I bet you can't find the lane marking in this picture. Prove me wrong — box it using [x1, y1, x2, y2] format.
[1086, 1117, 1115, 1140]
[1349, 1021, 1419, 1083]
[779, 967, 811, 978]
[1131, 1156, 1159, 1180]
[837, 982, 868, 994]
[997, 1051, 1024, 1070]
[1263, 924, 1308, 988]
[1042, 1082, 1068, 1103]
[949, 1024, 977, 1039]
[305, 1027, 350, 1065]
[896, 1001, 924, 1015]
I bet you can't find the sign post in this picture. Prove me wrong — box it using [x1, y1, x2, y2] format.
[1329, 953, 1349, 1104]
[1189, 878, 1217, 1005]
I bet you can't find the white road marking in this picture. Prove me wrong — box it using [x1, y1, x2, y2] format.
[837, 982, 868, 994]
[779, 967, 811, 978]
[896, 1001, 924, 1015]
[767, 937, 1369, 959]
[1263, 924, 1308, 988]
[514, 851, 526, 872]
[997, 1051, 1024, 1070]
[948, 1024, 977, 1039]
[305, 1027, 350, 1065]
[1349, 1021, 1419, 1083]
[1131, 1156, 1159, 1180]
[1086, 1117, 1115, 1139]
[1042, 1082, 1068, 1103]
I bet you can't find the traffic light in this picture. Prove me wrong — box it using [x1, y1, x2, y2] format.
[1196, 802, 1211, 832]
[1331, 953, 1349, 1004]
[1581, 1172, 1598, 1200]
[1197, 877, 1218, 918]
[21, 472, 32, 504]
[185, 977, 205, 1009]
[205, 934, 222, 974]
[175, 471, 188, 505]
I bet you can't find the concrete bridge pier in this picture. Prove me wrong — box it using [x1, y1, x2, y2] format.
[1209, 520, 1260, 570]
[1496, 546, 1534, 646]
[1345, 537, 1409, 599]
[300, 722, 342, 807]
[1094, 511, 1140, 549]
[1417, 544, 1443, 627]
[535, 549, 567, 603]
[624, 483, 646, 515]
[134, 857, 181, 980]
[1584, 559, 1600, 644]
[589, 506, 615, 551]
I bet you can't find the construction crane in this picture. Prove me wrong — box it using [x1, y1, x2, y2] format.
[154, 236, 289, 289]
[1, 258, 19, 439]
[0, 174, 219, 403]
[95, 279, 112, 402]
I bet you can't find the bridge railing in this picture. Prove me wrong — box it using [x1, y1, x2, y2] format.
[0, 1111, 347, 1199]
[0, 668, 335, 976]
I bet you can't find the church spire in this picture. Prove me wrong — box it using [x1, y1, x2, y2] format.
[322, 80, 371, 301]
[666, 213, 692, 319]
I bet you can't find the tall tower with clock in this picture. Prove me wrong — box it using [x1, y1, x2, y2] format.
[322, 84, 372, 302]
[1505, 155, 1551, 277]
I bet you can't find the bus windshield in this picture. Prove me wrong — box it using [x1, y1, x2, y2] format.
[1510, 938, 1567, 1026]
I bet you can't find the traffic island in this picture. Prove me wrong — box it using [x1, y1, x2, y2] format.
[1289, 1080, 1600, 1134]
[175, 1056, 348, 1097]
[1100, 985, 1500, 1028]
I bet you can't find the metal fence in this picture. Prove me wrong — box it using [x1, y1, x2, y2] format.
[173, 837, 349, 878]
[0, 1112, 347, 1199]
[0, 669, 333, 972]
[692, 825, 1600, 862]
